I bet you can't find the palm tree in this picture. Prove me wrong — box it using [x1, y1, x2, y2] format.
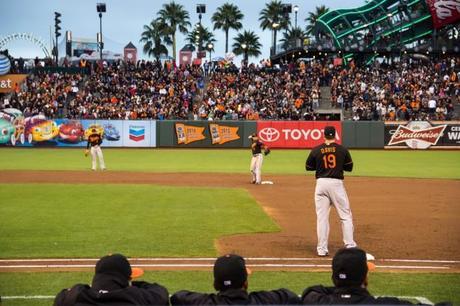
[305, 5, 330, 35]
[212, 3, 244, 53]
[232, 30, 262, 62]
[187, 24, 216, 52]
[280, 27, 308, 50]
[259, 0, 290, 55]
[157, 1, 191, 62]
[140, 20, 169, 61]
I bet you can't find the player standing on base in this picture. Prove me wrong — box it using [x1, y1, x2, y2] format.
[249, 133, 270, 184]
[85, 128, 106, 171]
[305, 126, 357, 257]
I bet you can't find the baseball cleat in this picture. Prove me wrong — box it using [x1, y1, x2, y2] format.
[317, 252, 329, 257]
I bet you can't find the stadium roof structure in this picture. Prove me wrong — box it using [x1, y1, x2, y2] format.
[313, 0, 433, 52]
[271, 0, 459, 65]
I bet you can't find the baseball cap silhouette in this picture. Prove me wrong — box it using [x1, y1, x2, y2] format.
[324, 126, 336, 139]
[95, 254, 143, 280]
[332, 248, 373, 287]
[213, 254, 249, 291]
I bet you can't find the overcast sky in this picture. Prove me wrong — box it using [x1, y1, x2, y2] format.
[1, 0, 365, 62]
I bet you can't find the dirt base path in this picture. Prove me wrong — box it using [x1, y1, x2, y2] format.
[1, 170, 459, 272]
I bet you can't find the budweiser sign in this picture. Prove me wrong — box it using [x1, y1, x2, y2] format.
[388, 121, 446, 149]
[426, 0, 460, 29]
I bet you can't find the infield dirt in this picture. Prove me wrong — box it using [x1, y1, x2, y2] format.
[1, 170, 459, 264]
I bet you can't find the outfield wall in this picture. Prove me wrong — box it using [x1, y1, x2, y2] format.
[1, 116, 459, 149]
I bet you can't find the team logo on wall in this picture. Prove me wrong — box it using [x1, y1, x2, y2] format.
[258, 127, 280, 142]
[175, 123, 205, 144]
[0, 55, 11, 76]
[388, 121, 447, 149]
[129, 126, 145, 142]
[209, 124, 239, 145]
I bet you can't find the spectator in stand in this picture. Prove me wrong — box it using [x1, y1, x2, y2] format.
[171, 254, 300, 305]
[53, 253, 169, 306]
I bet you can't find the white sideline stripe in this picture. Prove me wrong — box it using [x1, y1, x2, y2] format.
[381, 259, 459, 263]
[376, 265, 450, 269]
[398, 296, 433, 305]
[2, 295, 55, 300]
[0, 257, 458, 263]
[0, 264, 450, 269]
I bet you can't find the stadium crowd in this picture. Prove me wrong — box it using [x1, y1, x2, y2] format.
[1, 56, 459, 121]
[331, 57, 459, 121]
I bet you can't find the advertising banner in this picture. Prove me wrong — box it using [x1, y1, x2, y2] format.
[122, 120, 156, 147]
[175, 123, 206, 144]
[0, 110, 157, 147]
[0, 74, 28, 93]
[256, 121, 341, 148]
[425, 0, 460, 29]
[156, 121, 250, 147]
[384, 121, 460, 149]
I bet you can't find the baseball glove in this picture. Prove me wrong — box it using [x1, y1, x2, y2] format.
[264, 148, 271, 156]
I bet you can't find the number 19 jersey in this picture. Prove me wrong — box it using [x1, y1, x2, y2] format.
[305, 142, 353, 179]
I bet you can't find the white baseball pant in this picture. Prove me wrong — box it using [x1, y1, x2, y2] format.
[314, 178, 356, 254]
[90, 145, 106, 170]
[250, 153, 263, 184]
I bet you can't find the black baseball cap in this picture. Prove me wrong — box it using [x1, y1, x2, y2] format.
[332, 248, 370, 287]
[324, 126, 336, 139]
[95, 254, 143, 280]
[248, 133, 258, 139]
[213, 254, 248, 291]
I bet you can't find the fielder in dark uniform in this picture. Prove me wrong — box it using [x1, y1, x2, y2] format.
[306, 126, 358, 257]
[85, 129, 106, 171]
[171, 254, 299, 305]
[53, 253, 169, 306]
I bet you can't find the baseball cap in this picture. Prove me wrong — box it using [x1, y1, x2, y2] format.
[332, 248, 374, 287]
[213, 254, 249, 290]
[324, 126, 336, 139]
[248, 133, 258, 139]
[95, 254, 144, 280]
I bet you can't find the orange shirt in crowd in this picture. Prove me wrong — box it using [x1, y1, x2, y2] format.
[295, 98, 303, 109]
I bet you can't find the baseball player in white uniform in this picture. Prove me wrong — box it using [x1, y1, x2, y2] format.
[85, 129, 106, 171]
[249, 133, 269, 184]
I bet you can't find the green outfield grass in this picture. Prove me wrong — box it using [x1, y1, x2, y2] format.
[1, 271, 459, 306]
[0, 148, 459, 178]
[0, 184, 279, 258]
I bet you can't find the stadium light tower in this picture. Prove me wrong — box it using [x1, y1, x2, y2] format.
[294, 5, 299, 28]
[97, 3, 106, 62]
[207, 43, 213, 61]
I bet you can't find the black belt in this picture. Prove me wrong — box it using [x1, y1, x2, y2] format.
[253, 153, 262, 156]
